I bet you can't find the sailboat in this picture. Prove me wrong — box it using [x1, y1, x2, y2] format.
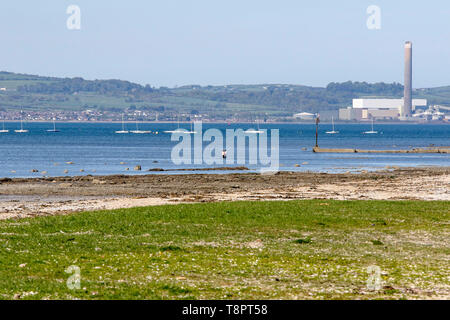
[131, 120, 151, 134]
[0, 120, 9, 133]
[15, 114, 29, 133]
[326, 117, 339, 134]
[245, 119, 264, 134]
[185, 121, 196, 134]
[363, 119, 378, 134]
[164, 117, 191, 134]
[115, 115, 129, 134]
[46, 119, 60, 132]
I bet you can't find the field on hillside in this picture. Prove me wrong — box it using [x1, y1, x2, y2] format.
[0, 200, 448, 300]
[1, 71, 449, 117]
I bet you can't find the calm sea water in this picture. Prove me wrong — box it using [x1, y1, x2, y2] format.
[0, 122, 448, 178]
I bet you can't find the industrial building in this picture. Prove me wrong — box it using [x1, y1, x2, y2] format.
[413, 105, 447, 121]
[294, 110, 338, 121]
[339, 98, 427, 121]
[339, 41, 428, 121]
[293, 112, 316, 120]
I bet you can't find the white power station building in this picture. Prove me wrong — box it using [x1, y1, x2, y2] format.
[339, 98, 427, 121]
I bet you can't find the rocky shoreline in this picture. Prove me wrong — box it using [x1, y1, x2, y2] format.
[0, 167, 448, 220]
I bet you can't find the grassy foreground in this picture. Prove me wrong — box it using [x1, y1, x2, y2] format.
[0, 200, 448, 300]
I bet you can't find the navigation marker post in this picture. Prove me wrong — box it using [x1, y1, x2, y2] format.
[315, 115, 320, 148]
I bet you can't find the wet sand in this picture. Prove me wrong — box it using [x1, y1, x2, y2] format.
[0, 167, 448, 220]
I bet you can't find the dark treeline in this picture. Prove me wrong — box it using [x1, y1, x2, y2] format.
[0, 71, 56, 81]
[326, 81, 404, 95]
[176, 86, 338, 112]
[18, 77, 155, 95]
[16, 73, 403, 98]
[171, 82, 404, 112]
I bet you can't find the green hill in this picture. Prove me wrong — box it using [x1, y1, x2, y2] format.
[0, 71, 448, 119]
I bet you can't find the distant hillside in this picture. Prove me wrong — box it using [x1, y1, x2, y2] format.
[0, 71, 448, 119]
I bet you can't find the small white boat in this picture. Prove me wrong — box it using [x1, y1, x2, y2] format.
[164, 119, 195, 134]
[164, 118, 180, 133]
[245, 120, 264, 134]
[326, 117, 339, 134]
[15, 118, 29, 133]
[164, 129, 189, 134]
[184, 122, 196, 134]
[130, 121, 151, 134]
[116, 115, 129, 134]
[363, 119, 378, 134]
[46, 119, 60, 132]
[0, 121, 9, 133]
[245, 129, 264, 134]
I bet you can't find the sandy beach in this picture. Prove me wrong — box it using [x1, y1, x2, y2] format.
[0, 167, 448, 220]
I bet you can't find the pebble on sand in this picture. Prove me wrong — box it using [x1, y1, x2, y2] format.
[92, 179, 107, 185]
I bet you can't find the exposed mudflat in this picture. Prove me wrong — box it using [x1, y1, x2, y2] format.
[0, 167, 448, 220]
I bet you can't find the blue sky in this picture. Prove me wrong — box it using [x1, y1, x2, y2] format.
[0, 0, 449, 88]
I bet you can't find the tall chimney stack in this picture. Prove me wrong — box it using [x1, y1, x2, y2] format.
[403, 41, 413, 117]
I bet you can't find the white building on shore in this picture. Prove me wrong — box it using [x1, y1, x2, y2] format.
[293, 112, 316, 120]
[339, 98, 427, 121]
